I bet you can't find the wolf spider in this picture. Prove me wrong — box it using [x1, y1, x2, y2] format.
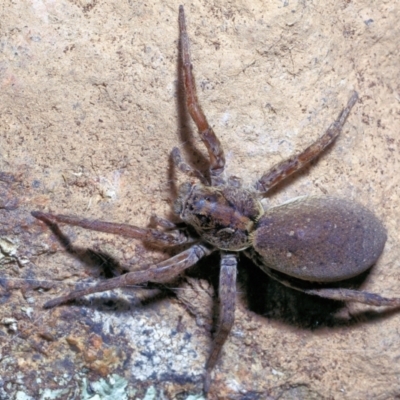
[32, 5, 400, 394]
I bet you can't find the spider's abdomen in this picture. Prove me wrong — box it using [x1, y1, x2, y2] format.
[253, 196, 387, 282]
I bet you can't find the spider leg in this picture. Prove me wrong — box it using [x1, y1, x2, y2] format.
[255, 91, 359, 193]
[205, 252, 237, 393]
[301, 287, 400, 307]
[43, 243, 213, 309]
[171, 147, 208, 184]
[227, 175, 242, 188]
[32, 211, 187, 247]
[251, 255, 400, 307]
[179, 5, 225, 185]
[150, 214, 180, 230]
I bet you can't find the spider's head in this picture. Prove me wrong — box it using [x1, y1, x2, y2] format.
[174, 182, 263, 251]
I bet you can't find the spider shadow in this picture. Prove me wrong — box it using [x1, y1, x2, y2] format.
[179, 252, 400, 334]
[40, 217, 180, 312]
[238, 254, 400, 330]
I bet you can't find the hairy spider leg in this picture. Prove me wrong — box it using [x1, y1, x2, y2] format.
[32, 211, 188, 247]
[256, 91, 359, 193]
[205, 252, 237, 393]
[247, 250, 400, 307]
[43, 243, 213, 309]
[303, 288, 400, 306]
[179, 5, 225, 185]
[151, 214, 180, 230]
[171, 147, 208, 184]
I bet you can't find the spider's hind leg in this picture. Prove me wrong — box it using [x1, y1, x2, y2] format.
[248, 251, 400, 308]
[179, 6, 225, 186]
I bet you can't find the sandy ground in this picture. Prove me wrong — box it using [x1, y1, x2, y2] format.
[1, 0, 400, 399]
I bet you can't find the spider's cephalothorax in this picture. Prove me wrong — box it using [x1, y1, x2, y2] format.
[31, 5, 399, 396]
[174, 182, 263, 251]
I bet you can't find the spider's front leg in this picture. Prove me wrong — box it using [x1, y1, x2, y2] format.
[43, 243, 213, 309]
[205, 252, 238, 393]
[171, 147, 208, 184]
[256, 91, 359, 193]
[179, 5, 225, 185]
